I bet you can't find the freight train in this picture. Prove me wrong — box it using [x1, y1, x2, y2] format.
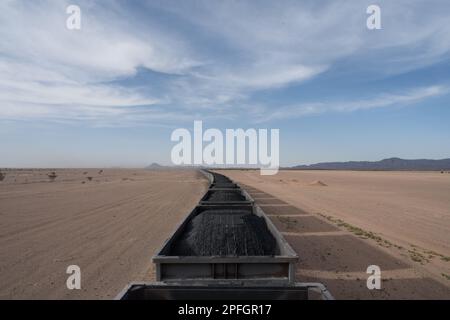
[117, 170, 333, 300]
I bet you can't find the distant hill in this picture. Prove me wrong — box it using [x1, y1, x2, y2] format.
[292, 157, 450, 171]
[145, 163, 164, 170]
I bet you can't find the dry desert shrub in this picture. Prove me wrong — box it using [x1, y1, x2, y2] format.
[87, 176, 93, 181]
[0, 171, 5, 182]
[47, 172, 57, 182]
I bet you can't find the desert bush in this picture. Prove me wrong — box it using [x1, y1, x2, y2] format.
[0, 171, 5, 182]
[47, 172, 57, 182]
[87, 176, 93, 181]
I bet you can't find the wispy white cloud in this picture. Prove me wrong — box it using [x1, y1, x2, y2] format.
[0, 0, 200, 124]
[255, 85, 449, 122]
[1, 0, 450, 125]
[0, 1, 197, 79]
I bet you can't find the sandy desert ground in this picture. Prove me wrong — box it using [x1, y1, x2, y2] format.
[0, 169, 208, 299]
[1, 168, 449, 299]
[217, 169, 450, 299]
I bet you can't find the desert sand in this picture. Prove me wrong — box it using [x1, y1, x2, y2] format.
[217, 169, 450, 299]
[1, 168, 449, 299]
[0, 169, 208, 299]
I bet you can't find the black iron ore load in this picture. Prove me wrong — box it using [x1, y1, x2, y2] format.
[205, 190, 246, 202]
[172, 209, 278, 256]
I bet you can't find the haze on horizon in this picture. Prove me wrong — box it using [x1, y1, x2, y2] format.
[1, 0, 450, 168]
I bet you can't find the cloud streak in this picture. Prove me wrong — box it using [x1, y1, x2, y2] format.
[1, 0, 450, 125]
[254, 85, 449, 122]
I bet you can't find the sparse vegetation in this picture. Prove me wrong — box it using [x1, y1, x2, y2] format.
[323, 214, 409, 252]
[47, 172, 57, 182]
[87, 177, 93, 181]
[320, 213, 394, 248]
[278, 216, 298, 230]
[408, 249, 429, 264]
[0, 171, 5, 182]
[98, 170, 103, 174]
[319, 213, 449, 265]
[442, 273, 450, 280]
[423, 249, 450, 262]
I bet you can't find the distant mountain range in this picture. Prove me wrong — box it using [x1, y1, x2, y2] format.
[145, 158, 450, 171]
[292, 158, 450, 171]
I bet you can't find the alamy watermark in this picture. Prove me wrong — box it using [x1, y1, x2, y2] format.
[171, 121, 279, 175]
[366, 265, 381, 290]
[66, 265, 81, 290]
[66, 4, 380, 31]
[367, 5, 381, 30]
[66, 5, 81, 30]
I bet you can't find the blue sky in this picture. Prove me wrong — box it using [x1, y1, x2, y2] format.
[1, 0, 450, 167]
